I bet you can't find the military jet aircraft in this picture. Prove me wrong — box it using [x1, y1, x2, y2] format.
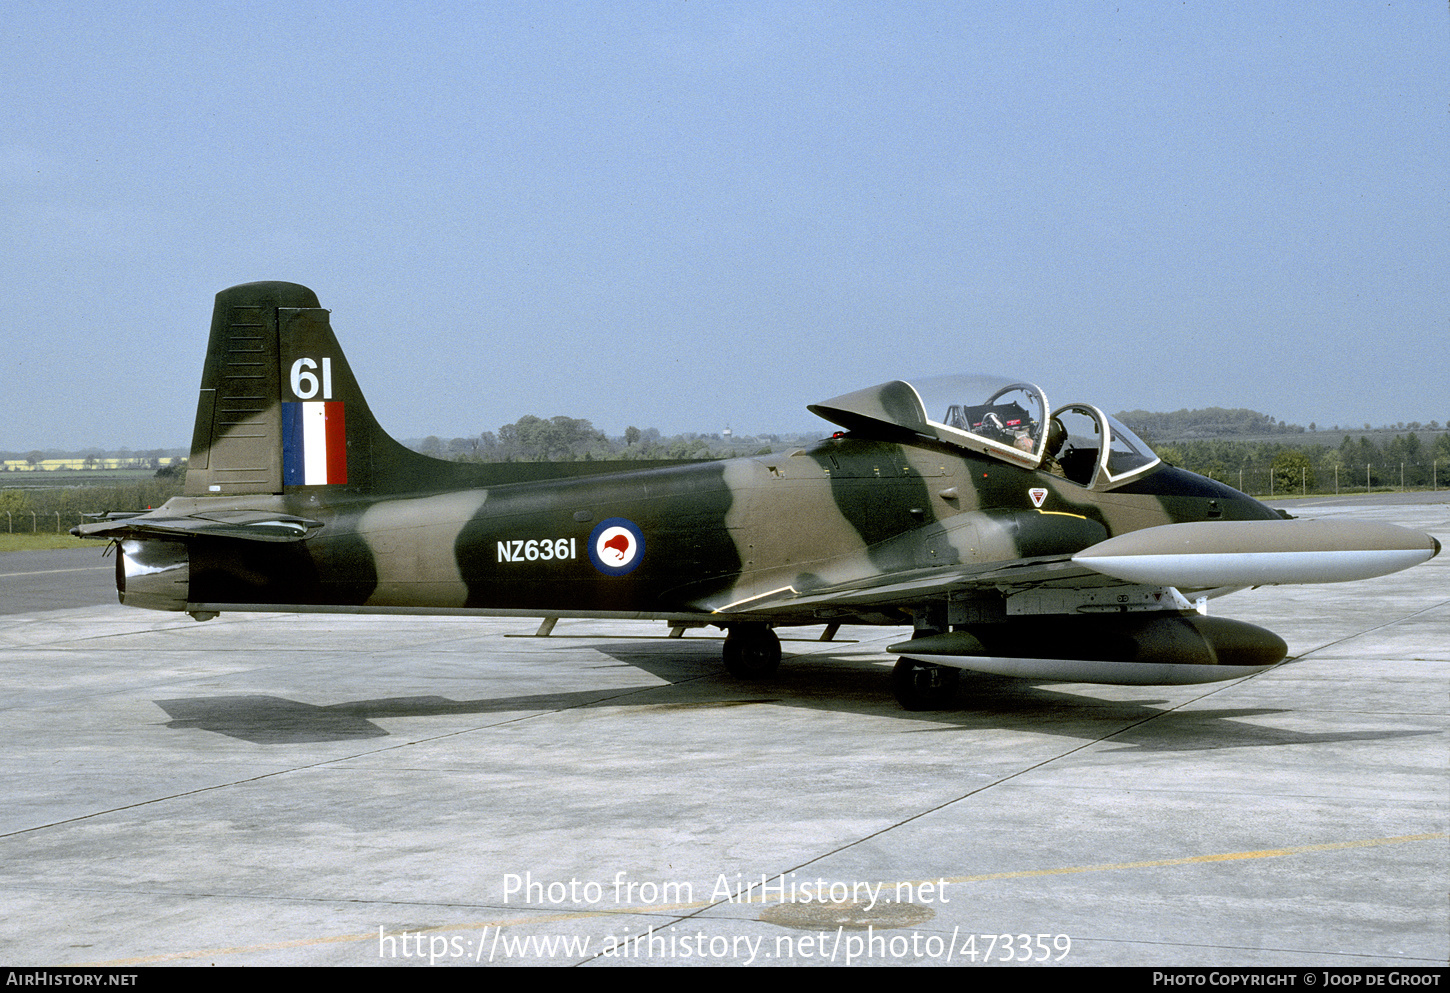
[75, 281, 1440, 709]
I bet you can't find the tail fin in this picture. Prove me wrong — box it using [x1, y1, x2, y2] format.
[183, 281, 441, 497]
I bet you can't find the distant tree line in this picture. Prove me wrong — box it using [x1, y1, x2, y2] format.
[408, 416, 815, 463]
[1153, 433, 1450, 495]
[1116, 408, 1444, 441]
[1115, 407, 1308, 439]
[1109, 405, 1450, 494]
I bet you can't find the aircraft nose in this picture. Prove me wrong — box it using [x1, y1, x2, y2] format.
[1432, 536, 1442, 559]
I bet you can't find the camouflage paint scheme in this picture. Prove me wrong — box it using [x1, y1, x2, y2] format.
[75, 282, 1440, 709]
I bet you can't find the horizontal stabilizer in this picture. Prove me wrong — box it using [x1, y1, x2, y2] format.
[72, 510, 322, 543]
[1072, 519, 1440, 588]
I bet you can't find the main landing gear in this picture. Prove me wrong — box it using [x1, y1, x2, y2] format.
[722, 623, 781, 679]
[719, 624, 961, 711]
[891, 659, 960, 711]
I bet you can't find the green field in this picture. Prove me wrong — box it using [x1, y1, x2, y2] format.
[1, 469, 160, 486]
[0, 532, 96, 552]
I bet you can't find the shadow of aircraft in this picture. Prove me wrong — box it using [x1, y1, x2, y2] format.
[152, 638, 1437, 753]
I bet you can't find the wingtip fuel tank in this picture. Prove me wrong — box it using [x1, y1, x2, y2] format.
[1072, 519, 1440, 589]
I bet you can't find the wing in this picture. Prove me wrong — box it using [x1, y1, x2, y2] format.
[709, 555, 1109, 617]
[708, 518, 1439, 621]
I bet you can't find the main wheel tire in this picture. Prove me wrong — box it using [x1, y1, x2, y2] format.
[722, 625, 781, 679]
[891, 658, 960, 711]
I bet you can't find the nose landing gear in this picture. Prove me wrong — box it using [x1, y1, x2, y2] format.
[891, 659, 960, 711]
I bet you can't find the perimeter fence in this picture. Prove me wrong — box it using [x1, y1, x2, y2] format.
[1212, 461, 1445, 498]
[1, 479, 184, 533]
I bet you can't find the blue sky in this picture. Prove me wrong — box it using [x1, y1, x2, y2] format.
[4, 1, 1446, 450]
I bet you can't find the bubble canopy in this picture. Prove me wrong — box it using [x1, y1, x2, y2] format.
[807, 375, 1161, 489]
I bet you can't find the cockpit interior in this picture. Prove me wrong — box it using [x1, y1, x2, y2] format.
[807, 375, 1161, 490]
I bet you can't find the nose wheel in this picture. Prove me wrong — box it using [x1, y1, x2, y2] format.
[891, 659, 960, 710]
[722, 624, 781, 679]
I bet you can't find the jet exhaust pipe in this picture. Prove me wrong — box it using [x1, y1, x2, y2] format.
[117, 539, 190, 612]
[888, 614, 1288, 685]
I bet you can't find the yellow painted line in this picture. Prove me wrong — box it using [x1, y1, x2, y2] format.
[84, 831, 1445, 966]
[920, 832, 1447, 884]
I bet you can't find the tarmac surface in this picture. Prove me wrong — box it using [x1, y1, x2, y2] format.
[0, 495, 1445, 967]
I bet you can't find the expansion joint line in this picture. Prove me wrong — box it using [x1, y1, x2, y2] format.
[0, 676, 711, 841]
[1287, 595, 1450, 663]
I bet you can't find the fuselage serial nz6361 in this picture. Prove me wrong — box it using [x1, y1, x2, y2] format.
[75, 282, 1441, 710]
